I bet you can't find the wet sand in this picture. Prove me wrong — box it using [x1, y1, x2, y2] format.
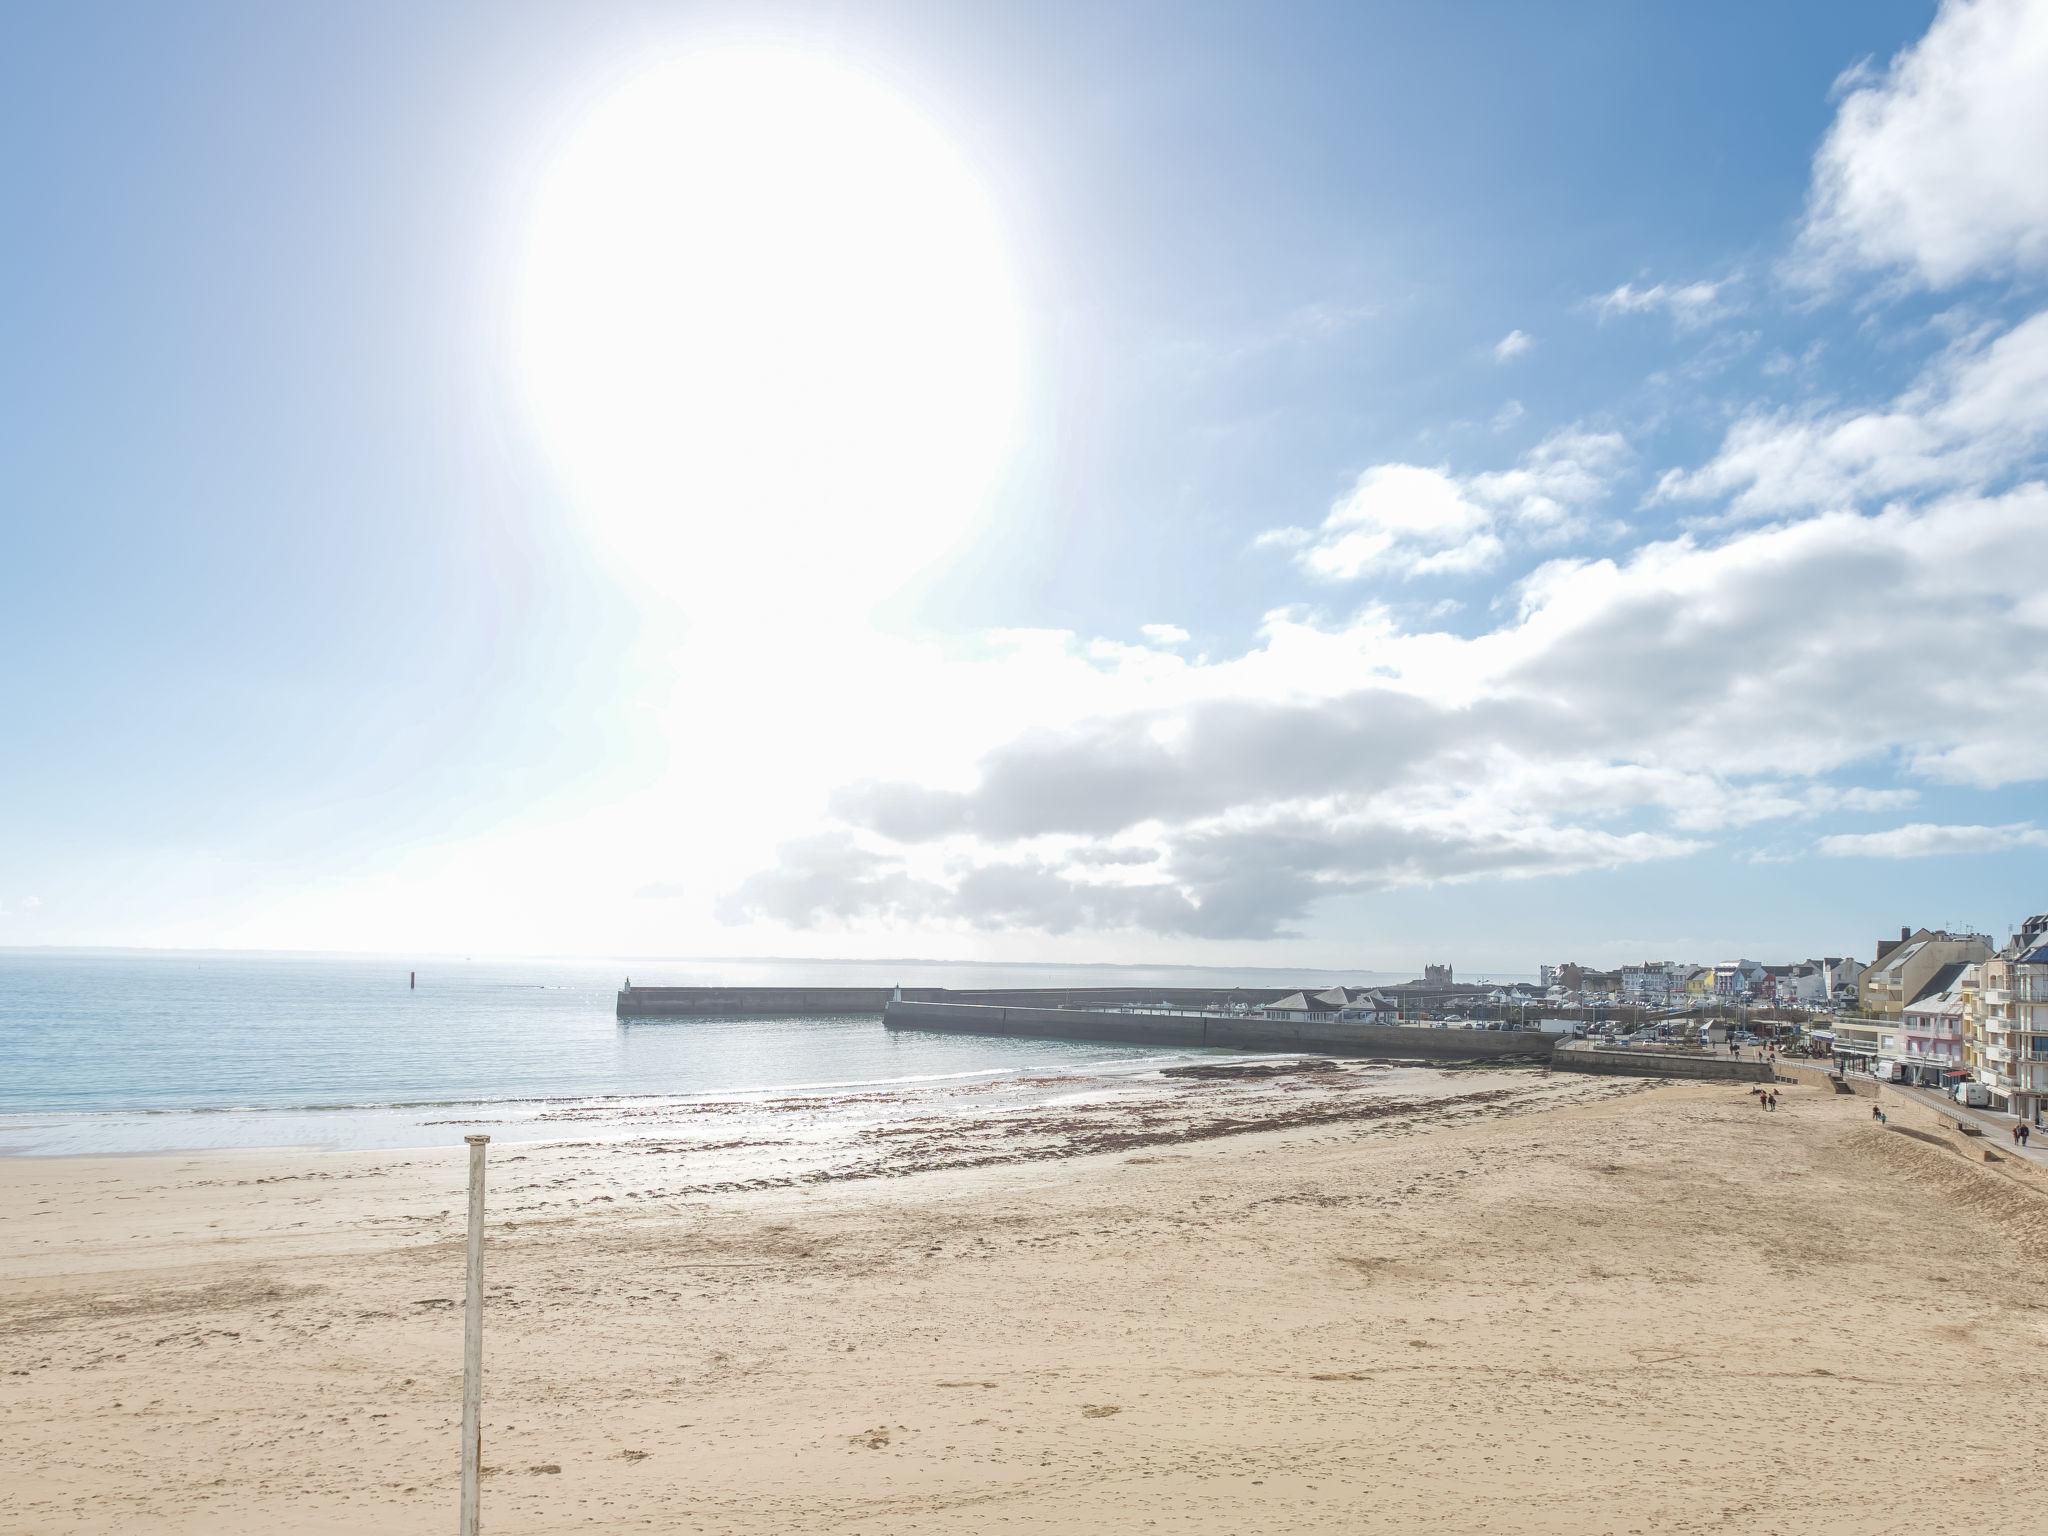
[4, 1066, 2044, 1534]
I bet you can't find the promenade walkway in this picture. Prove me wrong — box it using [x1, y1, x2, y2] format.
[1888, 1080, 2048, 1167]
[1776, 1059, 2048, 1170]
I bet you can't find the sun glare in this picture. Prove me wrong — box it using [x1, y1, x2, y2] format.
[519, 51, 1025, 606]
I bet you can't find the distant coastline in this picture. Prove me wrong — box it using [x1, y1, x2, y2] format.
[0, 944, 1535, 984]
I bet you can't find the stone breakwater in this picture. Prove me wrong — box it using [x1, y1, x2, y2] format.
[882, 998, 1556, 1062]
[1549, 1042, 1775, 1081]
[617, 984, 1296, 1018]
[883, 1001, 1789, 1083]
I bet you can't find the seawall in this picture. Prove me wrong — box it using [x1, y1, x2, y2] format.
[1550, 1043, 1774, 1082]
[880, 999, 1555, 1062]
[618, 985, 1296, 1018]
[1873, 1083, 2048, 1198]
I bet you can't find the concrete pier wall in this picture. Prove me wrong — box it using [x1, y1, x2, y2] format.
[617, 985, 1296, 1018]
[620, 987, 893, 1017]
[1550, 1044, 1773, 1082]
[880, 999, 1555, 1062]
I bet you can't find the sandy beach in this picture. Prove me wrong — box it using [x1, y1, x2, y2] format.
[5, 1063, 2045, 1534]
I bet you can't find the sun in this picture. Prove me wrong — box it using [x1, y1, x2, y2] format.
[518, 51, 1025, 608]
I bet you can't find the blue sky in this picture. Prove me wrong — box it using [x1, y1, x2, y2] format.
[3, 0, 2044, 969]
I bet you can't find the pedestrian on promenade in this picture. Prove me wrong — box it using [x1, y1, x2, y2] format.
[2022, 1122, 2032, 1149]
[2014, 1123, 2024, 1146]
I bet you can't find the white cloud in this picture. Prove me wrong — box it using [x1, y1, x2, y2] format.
[1285, 464, 1501, 581]
[1140, 623, 1191, 646]
[1466, 427, 1630, 536]
[1258, 426, 1629, 581]
[1589, 278, 1735, 330]
[1658, 308, 2048, 515]
[729, 485, 2048, 940]
[1817, 822, 2048, 858]
[1494, 328, 1534, 362]
[1792, 0, 2048, 290]
[1490, 399, 1526, 432]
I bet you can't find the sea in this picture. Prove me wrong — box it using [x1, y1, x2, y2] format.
[0, 951, 1424, 1157]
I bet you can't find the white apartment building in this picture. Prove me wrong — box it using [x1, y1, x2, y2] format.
[1897, 963, 1975, 1086]
[1781, 956, 1863, 1007]
[1967, 915, 2048, 1123]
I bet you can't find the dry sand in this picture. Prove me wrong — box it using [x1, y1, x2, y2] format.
[5, 1065, 2046, 1534]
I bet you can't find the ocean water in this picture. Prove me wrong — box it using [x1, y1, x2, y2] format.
[0, 951, 1412, 1155]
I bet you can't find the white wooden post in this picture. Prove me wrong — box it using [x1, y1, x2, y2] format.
[459, 1134, 489, 1536]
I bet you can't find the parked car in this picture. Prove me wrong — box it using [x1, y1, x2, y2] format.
[1951, 1082, 1993, 1108]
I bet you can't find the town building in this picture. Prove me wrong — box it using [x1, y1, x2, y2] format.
[1965, 915, 2048, 1123]
[1259, 989, 1338, 1021]
[1422, 963, 1453, 986]
[1775, 957, 1861, 1007]
[1621, 961, 1689, 1006]
[1781, 960, 1829, 1006]
[1823, 956, 1865, 1003]
[1858, 929, 1992, 1019]
[1758, 964, 1798, 1001]
[1830, 1015, 1888, 1071]
[1713, 959, 1767, 997]
[1834, 928, 1990, 1073]
[1896, 963, 1975, 1086]
[1258, 987, 1392, 1023]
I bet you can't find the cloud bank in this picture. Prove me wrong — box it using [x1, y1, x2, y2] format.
[724, 483, 2048, 939]
[1792, 0, 2048, 290]
[712, 0, 2048, 946]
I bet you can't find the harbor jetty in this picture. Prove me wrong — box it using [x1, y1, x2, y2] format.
[617, 983, 1775, 1080]
[616, 984, 1296, 1018]
[1550, 1039, 1774, 1082]
[880, 997, 1555, 1062]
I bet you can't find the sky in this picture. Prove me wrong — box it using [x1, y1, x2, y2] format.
[3, 0, 2045, 971]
